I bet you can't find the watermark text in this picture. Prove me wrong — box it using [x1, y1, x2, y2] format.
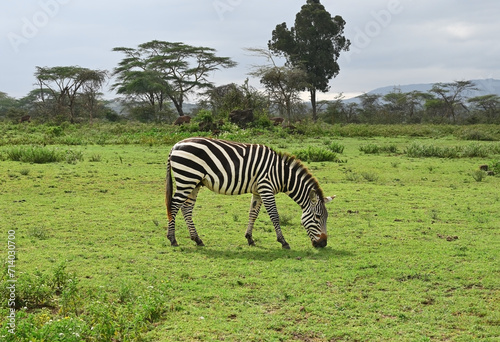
[6, 230, 16, 334]
[7, 0, 71, 53]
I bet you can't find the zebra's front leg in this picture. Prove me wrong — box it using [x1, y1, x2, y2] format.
[181, 185, 204, 246]
[245, 194, 262, 246]
[259, 189, 290, 249]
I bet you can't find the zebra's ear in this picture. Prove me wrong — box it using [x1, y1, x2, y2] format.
[324, 195, 336, 204]
[309, 189, 318, 204]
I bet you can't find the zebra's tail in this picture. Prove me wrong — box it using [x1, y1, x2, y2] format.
[166, 154, 173, 221]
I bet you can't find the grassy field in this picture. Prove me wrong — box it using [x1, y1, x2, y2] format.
[0, 124, 499, 341]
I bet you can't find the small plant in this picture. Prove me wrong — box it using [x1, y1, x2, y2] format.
[19, 168, 30, 176]
[65, 149, 84, 164]
[345, 170, 361, 182]
[471, 170, 487, 182]
[279, 213, 293, 226]
[16, 271, 54, 308]
[29, 226, 48, 240]
[361, 171, 379, 182]
[88, 154, 102, 162]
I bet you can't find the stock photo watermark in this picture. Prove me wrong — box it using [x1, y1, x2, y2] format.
[6, 230, 16, 335]
[7, 0, 71, 53]
[213, 0, 243, 21]
[345, 0, 405, 63]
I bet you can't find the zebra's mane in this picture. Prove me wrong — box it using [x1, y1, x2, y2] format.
[278, 151, 325, 201]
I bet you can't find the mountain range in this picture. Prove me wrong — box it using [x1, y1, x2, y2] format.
[345, 79, 500, 103]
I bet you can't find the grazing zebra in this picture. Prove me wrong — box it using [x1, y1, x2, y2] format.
[165, 137, 335, 249]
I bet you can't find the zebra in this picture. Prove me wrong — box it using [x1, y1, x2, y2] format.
[165, 137, 335, 249]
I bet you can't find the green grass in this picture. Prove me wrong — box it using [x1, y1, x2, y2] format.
[0, 126, 499, 341]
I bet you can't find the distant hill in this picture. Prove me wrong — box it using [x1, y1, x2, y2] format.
[345, 79, 500, 104]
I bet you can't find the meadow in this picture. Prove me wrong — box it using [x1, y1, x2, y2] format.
[0, 123, 499, 341]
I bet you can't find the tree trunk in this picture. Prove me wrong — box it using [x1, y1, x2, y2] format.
[171, 97, 184, 116]
[310, 88, 317, 121]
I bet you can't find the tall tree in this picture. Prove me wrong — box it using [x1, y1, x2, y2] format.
[268, 0, 350, 121]
[113, 41, 237, 117]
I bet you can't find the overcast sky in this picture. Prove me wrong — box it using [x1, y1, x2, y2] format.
[1, 0, 499, 100]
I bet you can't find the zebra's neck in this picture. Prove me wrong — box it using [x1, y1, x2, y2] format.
[282, 153, 323, 208]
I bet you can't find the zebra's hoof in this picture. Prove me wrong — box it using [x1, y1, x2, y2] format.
[171, 241, 179, 247]
[282, 243, 291, 250]
[193, 237, 205, 246]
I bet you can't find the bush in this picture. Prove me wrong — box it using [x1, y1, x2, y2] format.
[325, 141, 345, 154]
[471, 170, 487, 182]
[359, 144, 381, 154]
[3, 146, 84, 164]
[360, 143, 399, 154]
[294, 146, 339, 162]
[489, 160, 500, 175]
[405, 142, 459, 158]
[6, 146, 64, 163]
[405, 142, 498, 158]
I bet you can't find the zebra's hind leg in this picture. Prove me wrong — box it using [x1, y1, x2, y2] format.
[167, 206, 180, 247]
[245, 194, 262, 246]
[181, 185, 204, 246]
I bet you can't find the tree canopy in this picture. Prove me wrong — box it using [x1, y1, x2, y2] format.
[112, 40, 237, 117]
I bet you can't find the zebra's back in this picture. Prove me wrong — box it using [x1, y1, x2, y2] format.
[169, 138, 282, 195]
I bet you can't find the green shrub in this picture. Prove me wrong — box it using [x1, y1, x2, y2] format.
[65, 149, 84, 164]
[405, 142, 459, 158]
[88, 154, 102, 162]
[489, 160, 500, 175]
[359, 144, 381, 154]
[294, 146, 339, 162]
[461, 144, 490, 158]
[471, 170, 487, 182]
[325, 141, 345, 154]
[6, 146, 64, 163]
[456, 127, 496, 141]
[3, 146, 84, 164]
[360, 143, 399, 154]
[405, 142, 497, 158]
[361, 171, 379, 182]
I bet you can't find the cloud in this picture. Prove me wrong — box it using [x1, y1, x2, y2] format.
[1, 0, 499, 99]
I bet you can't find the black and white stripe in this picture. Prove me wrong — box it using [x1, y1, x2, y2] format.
[166, 137, 334, 249]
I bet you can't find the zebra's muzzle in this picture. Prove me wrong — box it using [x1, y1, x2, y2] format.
[312, 234, 327, 248]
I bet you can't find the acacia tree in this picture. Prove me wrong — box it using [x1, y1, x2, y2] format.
[383, 90, 431, 123]
[247, 48, 308, 122]
[112, 40, 237, 117]
[468, 94, 500, 123]
[34, 66, 108, 123]
[430, 80, 477, 123]
[268, 0, 350, 121]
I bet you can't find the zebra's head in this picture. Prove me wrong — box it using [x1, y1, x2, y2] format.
[301, 189, 335, 248]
